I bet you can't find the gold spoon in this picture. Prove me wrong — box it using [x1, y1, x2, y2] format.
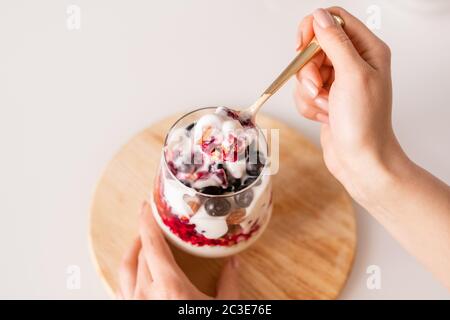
[240, 15, 344, 123]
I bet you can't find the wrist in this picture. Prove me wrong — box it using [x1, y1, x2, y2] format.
[355, 140, 413, 211]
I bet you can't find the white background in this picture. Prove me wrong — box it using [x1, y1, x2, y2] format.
[0, 0, 449, 299]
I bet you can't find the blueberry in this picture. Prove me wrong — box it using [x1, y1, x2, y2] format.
[245, 142, 257, 160]
[246, 150, 265, 176]
[246, 162, 262, 176]
[204, 198, 231, 217]
[211, 163, 224, 172]
[200, 186, 224, 195]
[237, 177, 261, 191]
[185, 122, 196, 132]
[232, 178, 242, 190]
[234, 189, 254, 208]
[181, 181, 191, 188]
[258, 152, 266, 165]
[242, 177, 256, 188]
[225, 177, 242, 192]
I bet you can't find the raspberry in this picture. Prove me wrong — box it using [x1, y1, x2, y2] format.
[154, 180, 260, 247]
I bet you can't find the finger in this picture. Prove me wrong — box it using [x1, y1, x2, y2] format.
[139, 201, 180, 282]
[326, 6, 391, 69]
[118, 237, 141, 299]
[323, 55, 333, 67]
[296, 52, 325, 88]
[314, 92, 329, 112]
[294, 85, 329, 123]
[323, 67, 335, 90]
[216, 256, 240, 299]
[316, 113, 329, 124]
[296, 14, 314, 51]
[295, 78, 329, 112]
[134, 250, 154, 297]
[311, 8, 364, 74]
[319, 65, 333, 86]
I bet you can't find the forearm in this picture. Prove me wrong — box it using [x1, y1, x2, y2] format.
[364, 150, 450, 288]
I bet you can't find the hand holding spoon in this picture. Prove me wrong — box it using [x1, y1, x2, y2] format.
[238, 15, 344, 124]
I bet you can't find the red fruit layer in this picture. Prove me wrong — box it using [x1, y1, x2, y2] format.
[153, 173, 260, 247]
[162, 215, 260, 247]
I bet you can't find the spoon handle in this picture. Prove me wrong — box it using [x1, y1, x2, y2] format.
[248, 15, 344, 115]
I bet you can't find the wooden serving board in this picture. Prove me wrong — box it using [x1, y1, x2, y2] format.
[89, 113, 356, 299]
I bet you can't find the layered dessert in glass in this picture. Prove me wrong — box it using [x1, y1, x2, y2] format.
[151, 107, 272, 258]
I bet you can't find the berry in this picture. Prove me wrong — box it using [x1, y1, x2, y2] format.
[181, 181, 191, 188]
[185, 122, 196, 132]
[232, 178, 242, 191]
[204, 198, 231, 216]
[246, 151, 265, 176]
[225, 172, 242, 192]
[258, 152, 266, 165]
[212, 163, 224, 171]
[246, 162, 262, 176]
[241, 176, 262, 189]
[245, 143, 265, 176]
[245, 142, 256, 159]
[159, 209, 260, 247]
[200, 186, 224, 195]
[240, 117, 254, 128]
[167, 161, 178, 175]
[234, 189, 254, 208]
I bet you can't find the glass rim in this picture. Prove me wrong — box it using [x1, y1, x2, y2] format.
[161, 106, 270, 198]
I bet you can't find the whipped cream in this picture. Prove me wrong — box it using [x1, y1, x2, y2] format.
[164, 107, 265, 194]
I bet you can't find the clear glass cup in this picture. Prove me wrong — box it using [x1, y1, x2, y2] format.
[150, 107, 272, 258]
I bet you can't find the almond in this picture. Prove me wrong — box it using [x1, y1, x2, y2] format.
[226, 208, 246, 225]
[198, 126, 213, 144]
[187, 201, 201, 216]
[228, 224, 243, 235]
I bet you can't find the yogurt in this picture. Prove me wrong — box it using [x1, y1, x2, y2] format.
[151, 107, 272, 257]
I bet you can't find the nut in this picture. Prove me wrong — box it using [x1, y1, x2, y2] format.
[187, 201, 201, 216]
[228, 224, 243, 236]
[226, 208, 246, 225]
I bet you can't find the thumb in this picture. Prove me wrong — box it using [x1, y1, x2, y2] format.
[216, 256, 239, 300]
[312, 8, 363, 73]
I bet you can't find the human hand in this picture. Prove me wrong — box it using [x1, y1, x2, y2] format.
[294, 7, 407, 206]
[117, 202, 239, 300]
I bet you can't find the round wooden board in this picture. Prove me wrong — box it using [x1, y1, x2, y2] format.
[90, 113, 356, 299]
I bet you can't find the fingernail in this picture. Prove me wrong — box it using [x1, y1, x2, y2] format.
[301, 78, 319, 98]
[231, 256, 239, 268]
[313, 8, 335, 29]
[314, 95, 329, 111]
[296, 32, 302, 51]
[316, 113, 329, 124]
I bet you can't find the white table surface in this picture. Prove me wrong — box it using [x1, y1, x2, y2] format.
[1, 0, 449, 299]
